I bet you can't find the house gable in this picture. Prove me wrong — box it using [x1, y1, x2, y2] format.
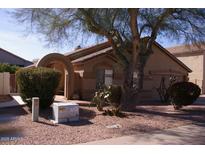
[67, 40, 191, 74]
[73, 52, 123, 74]
[144, 43, 191, 75]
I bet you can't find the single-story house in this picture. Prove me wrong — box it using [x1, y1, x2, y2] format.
[29, 41, 191, 101]
[0, 48, 32, 67]
[167, 44, 205, 94]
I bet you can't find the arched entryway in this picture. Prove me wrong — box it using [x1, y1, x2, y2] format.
[36, 53, 74, 99]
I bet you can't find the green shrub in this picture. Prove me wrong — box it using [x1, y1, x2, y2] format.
[0, 63, 19, 73]
[108, 85, 122, 107]
[16, 67, 61, 110]
[156, 76, 176, 104]
[167, 82, 201, 110]
[92, 85, 123, 116]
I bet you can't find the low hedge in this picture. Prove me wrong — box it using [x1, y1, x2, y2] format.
[0, 63, 19, 73]
[167, 82, 201, 110]
[16, 67, 61, 110]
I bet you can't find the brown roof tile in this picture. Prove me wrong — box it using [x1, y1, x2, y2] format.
[65, 41, 111, 61]
[67, 40, 192, 73]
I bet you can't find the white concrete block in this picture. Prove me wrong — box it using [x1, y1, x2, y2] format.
[53, 102, 79, 123]
[32, 97, 39, 122]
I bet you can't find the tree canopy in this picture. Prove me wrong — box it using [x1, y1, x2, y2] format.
[12, 8, 205, 103]
[13, 8, 205, 71]
[13, 9, 205, 46]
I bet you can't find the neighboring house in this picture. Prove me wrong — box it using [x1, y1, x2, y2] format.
[167, 44, 205, 94]
[29, 41, 191, 101]
[0, 48, 32, 67]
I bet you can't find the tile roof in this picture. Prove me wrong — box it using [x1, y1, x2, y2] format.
[67, 40, 192, 72]
[26, 40, 192, 73]
[0, 48, 33, 66]
[64, 41, 111, 61]
[71, 47, 112, 63]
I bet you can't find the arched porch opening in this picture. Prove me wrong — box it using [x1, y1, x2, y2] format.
[36, 53, 74, 100]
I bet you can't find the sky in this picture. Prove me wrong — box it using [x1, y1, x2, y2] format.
[0, 8, 181, 62]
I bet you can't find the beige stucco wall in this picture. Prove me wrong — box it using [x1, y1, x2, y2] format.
[47, 62, 65, 94]
[0, 72, 10, 95]
[144, 46, 189, 74]
[73, 54, 124, 100]
[141, 45, 189, 100]
[72, 46, 189, 100]
[49, 59, 82, 97]
[176, 55, 203, 91]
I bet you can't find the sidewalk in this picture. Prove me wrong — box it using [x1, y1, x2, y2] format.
[0, 94, 26, 108]
[195, 95, 205, 105]
[83, 123, 205, 145]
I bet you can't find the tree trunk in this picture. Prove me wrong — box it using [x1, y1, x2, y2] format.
[121, 65, 134, 111]
[135, 57, 145, 91]
[121, 54, 145, 111]
[123, 64, 133, 97]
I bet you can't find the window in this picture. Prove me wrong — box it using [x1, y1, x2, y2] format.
[104, 69, 113, 86]
[96, 69, 113, 89]
[96, 69, 105, 89]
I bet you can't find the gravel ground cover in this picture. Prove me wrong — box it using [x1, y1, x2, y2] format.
[0, 104, 204, 145]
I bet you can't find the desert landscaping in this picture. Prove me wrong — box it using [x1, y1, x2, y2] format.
[1, 102, 205, 144]
[1, 8, 205, 146]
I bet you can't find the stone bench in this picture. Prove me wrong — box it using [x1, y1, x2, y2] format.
[52, 102, 79, 123]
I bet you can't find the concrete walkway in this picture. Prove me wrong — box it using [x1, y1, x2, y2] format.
[0, 94, 91, 109]
[0, 94, 26, 108]
[83, 123, 205, 145]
